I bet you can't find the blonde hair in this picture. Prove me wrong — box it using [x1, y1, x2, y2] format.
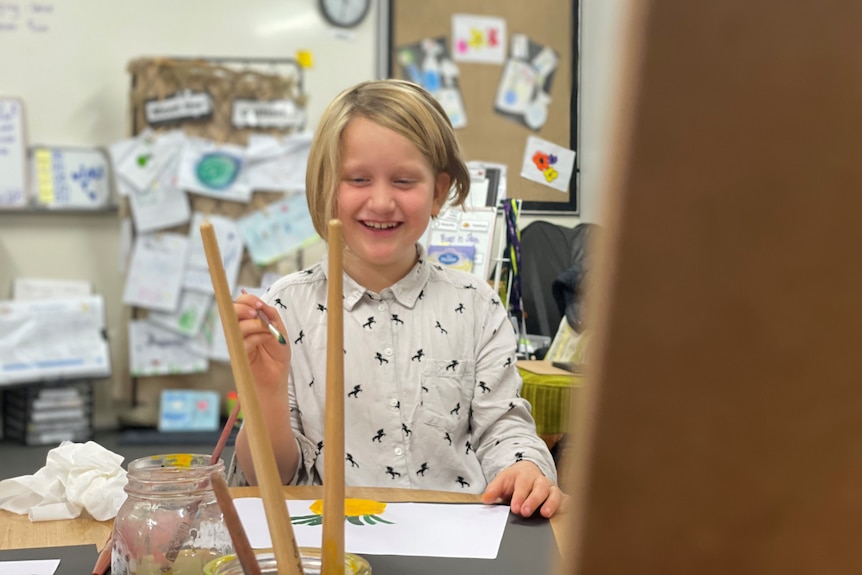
[305, 79, 471, 240]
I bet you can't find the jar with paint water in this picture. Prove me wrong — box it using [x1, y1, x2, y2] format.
[112, 454, 234, 575]
[204, 547, 372, 575]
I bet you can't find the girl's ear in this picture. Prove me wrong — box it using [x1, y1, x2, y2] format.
[431, 172, 452, 217]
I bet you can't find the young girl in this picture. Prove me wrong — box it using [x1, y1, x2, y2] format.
[231, 79, 565, 518]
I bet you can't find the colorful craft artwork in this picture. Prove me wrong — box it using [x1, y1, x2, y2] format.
[451, 14, 506, 64]
[195, 152, 241, 190]
[532, 151, 559, 183]
[291, 499, 395, 527]
[520, 135, 576, 193]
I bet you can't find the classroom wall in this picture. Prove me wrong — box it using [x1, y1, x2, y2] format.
[0, 0, 623, 428]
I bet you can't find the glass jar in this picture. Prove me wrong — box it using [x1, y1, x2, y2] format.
[204, 547, 372, 575]
[112, 453, 234, 575]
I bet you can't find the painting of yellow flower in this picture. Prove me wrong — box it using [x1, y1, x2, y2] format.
[291, 498, 395, 526]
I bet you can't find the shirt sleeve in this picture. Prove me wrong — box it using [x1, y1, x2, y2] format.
[470, 293, 558, 484]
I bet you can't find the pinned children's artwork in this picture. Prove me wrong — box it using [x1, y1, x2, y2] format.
[396, 37, 467, 129]
[148, 289, 213, 338]
[237, 193, 320, 266]
[114, 129, 183, 194]
[520, 135, 576, 193]
[191, 285, 263, 362]
[158, 389, 220, 432]
[0, 97, 27, 208]
[494, 34, 559, 131]
[129, 320, 209, 377]
[30, 146, 112, 209]
[122, 232, 189, 312]
[127, 153, 190, 234]
[183, 212, 243, 295]
[451, 14, 506, 64]
[176, 137, 251, 202]
[245, 132, 312, 192]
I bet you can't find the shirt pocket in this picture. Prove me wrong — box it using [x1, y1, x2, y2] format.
[418, 358, 475, 432]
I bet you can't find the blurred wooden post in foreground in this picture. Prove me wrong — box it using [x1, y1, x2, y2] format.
[562, 1, 862, 574]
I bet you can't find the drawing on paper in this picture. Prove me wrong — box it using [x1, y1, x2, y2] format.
[195, 152, 241, 190]
[291, 499, 395, 526]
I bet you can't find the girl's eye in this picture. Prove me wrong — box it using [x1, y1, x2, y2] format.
[394, 179, 415, 186]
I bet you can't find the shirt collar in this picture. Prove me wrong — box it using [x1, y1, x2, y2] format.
[322, 244, 431, 311]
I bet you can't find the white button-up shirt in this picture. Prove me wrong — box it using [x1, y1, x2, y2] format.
[230, 245, 556, 493]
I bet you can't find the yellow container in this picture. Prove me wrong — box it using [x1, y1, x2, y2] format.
[204, 547, 371, 575]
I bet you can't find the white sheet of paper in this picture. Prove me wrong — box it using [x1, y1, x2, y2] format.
[128, 320, 208, 376]
[0, 296, 111, 385]
[128, 153, 191, 234]
[451, 14, 506, 64]
[114, 129, 179, 193]
[520, 135, 576, 193]
[183, 213, 243, 295]
[234, 498, 509, 559]
[0, 97, 27, 208]
[435, 87, 467, 129]
[122, 232, 189, 312]
[12, 278, 92, 300]
[0, 559, 60, 575]
[245, 132, 312, 192]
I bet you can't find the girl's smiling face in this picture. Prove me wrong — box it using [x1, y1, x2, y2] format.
[336, 116, 450, 292]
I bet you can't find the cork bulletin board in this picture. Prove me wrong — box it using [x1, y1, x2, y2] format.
[389, 0, 578, 212]
[124, 57, 308, 407]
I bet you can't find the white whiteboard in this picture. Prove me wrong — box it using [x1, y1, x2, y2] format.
[0, 0, 382, 147]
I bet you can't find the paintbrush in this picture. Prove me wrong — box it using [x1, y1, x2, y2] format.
[211, 471, 263, 575]
[257, 309, 287, 345]
[240, 288, 287, 345]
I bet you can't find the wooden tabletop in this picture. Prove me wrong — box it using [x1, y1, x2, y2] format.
[0, 485, 567, 551]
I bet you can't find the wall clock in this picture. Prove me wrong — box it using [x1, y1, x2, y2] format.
[319, 0, 371, 29]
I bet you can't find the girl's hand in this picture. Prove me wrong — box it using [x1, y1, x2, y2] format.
[234, 292, 291, 394]
[481, 460, 568, 518]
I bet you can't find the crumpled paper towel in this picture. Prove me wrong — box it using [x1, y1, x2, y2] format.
[0, 440, 128, 521]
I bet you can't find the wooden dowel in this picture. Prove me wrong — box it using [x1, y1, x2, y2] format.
[200, 221, 304, 575]
[322, 219, 345, 575]
[211, 471, 262, 575]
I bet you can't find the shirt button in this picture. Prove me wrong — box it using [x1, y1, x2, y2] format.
[394, 448, 403, 456]
[378, 304, 386, 311]
[389, 398, 398, 407]
[384, 348, 393, 356]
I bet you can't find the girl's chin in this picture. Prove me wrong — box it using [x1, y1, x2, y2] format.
[350, 246, 415, 268]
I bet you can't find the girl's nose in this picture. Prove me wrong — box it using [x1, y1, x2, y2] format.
[368, 182, 396, 211]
